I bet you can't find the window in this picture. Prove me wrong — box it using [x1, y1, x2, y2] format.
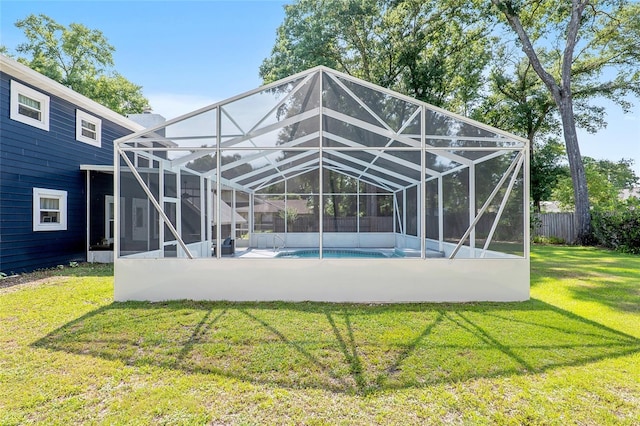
[33, 188, 67, 231]
[132, 198, 149, 241]
[76, 110, 102, 147]
[105, 196, 125, 243]
[10, 80, 50, 130]
[107, 197, 115, 242]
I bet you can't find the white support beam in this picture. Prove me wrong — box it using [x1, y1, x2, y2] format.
[318, 70, 324, 259]
[247, 73, 316, 134]
[392, 192, 400, 234]
[220, 108, 320, 149]
[449, 152, 524, 259]
[420, 105, 426, 259]
[481, 155, 525, 257]
[176, 172, 183, 256]
[159, 159, 165, 257]
[249, 192, 254, 236]
[169, 148, 216, 170]
[323, 164, 397, 192]
[118, 147, 193, 259]
[215, 106, 222, 259]
[437, 176, 444, 252]
[322, 160, 400, 191]
[326, 72, 398, 133]
[232, 189, 237, 242]
[219, 132, 320, 172]
[207, 177, 212, 248]
[419, 135, 525, 143]
[253, 166, 317, 192]
[230, 151, 318, 185]
[200, 175, 206, 248]
[357, 107, 422, 181]
[403, 188, 408, 239]
[357, 183, 361, 234]
[323, 132, 440, 176]
[323, 132, 413, 163]
[250, 159, 319, 191]
[85, 170, 90, 259]
[328, 150, 418, 187]
[323, 108, 421, 148]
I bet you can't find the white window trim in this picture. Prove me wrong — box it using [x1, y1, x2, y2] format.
[33, 188, 67, 232]
[76, 109, 102, 147]
[10, 80, 50, 131]
[105, 195, 125, 243]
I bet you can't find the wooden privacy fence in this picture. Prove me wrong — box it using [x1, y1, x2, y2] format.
[533, 212, 576, 243]
[257, 216, 395, 233]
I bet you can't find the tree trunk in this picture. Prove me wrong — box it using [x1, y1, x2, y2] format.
[557, 97, 591, 243]
[528, 131, 539, 213]
[491, 0, 591, 243]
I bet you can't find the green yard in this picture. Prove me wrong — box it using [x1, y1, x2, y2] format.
[1, 245, 638, 425]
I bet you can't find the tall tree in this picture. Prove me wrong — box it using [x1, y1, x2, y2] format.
[474, 53, 558, 143]
[9, 14, 147, 114]
[584, 157, 639, 191]
[553, 157, 639, 211]
[490, 0, 640, 242]
[260, 0, 497, 225]
[529, 138, 568, 212]
[260, 0, 494, 112]
[473, 54, 572, 212]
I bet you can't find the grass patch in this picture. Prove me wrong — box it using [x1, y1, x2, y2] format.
[1, 249, 639, 424]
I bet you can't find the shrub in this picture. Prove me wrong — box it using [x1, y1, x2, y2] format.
[590, 204, 640, 254]
[533, 235, 566, 245]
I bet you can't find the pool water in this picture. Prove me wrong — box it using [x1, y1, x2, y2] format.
[275, 249, 404, 258]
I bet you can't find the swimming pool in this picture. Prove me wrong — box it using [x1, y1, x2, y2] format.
[275, 249, 404, 258]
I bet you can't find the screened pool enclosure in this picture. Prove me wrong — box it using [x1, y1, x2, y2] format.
[114, 66, 529, 302]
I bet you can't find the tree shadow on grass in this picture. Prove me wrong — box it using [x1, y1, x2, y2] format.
[32, 299, 640, 395]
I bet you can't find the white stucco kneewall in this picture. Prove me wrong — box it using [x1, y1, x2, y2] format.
[114, 257, 529, 303]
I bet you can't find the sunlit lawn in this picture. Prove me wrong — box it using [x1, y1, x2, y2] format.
[0, 246, 639, 425]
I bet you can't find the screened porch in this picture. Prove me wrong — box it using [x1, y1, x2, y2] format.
[113, 66, 529, 302]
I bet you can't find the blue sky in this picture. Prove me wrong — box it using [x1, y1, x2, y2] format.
[2, 0, 639, 175]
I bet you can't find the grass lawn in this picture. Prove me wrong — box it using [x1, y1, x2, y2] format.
[1, 246, 638, 425]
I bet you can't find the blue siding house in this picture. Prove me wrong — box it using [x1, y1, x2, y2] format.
[0, 55, 147, 274]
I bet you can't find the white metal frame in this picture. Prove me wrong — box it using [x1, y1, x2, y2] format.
[113, 66, 530, 302]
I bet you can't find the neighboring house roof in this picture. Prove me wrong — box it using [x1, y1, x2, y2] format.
[0, 54, 144, 133]
[539, 201, 564, 213]
[214, 198, 247, 224]
[237, 199, 312, 215]
[619, 186, 640, 200]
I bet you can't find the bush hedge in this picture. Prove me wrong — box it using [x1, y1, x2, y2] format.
[590, 205, 640, 254]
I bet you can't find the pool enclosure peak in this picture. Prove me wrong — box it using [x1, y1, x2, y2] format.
[116, 65, 528, 151]
[114, 66, 530, 303]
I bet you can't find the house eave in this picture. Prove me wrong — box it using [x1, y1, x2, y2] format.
[1, 54, 145, 133]
[80, 164, 114, 173]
